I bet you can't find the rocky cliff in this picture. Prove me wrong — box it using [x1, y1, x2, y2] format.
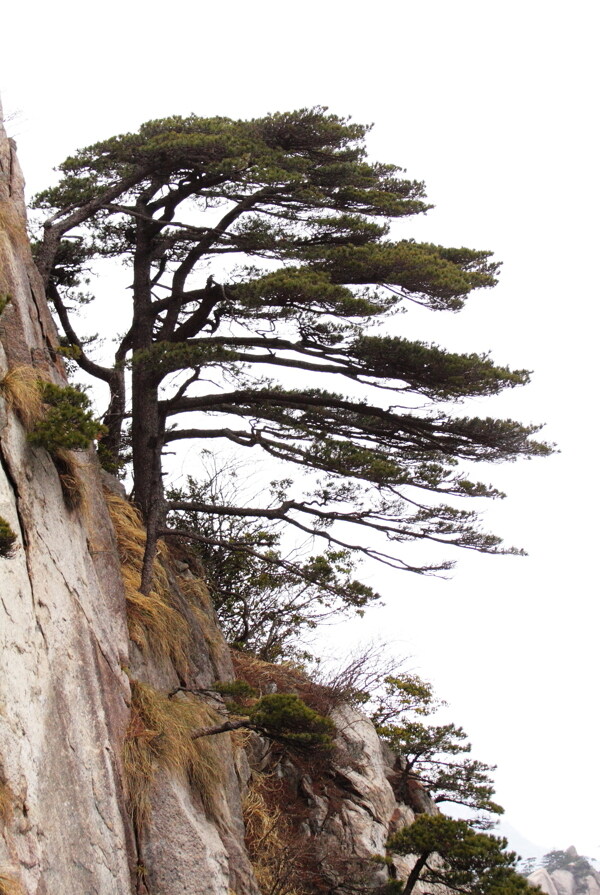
[0, 104, 429, 895]
[528, 849, 600, 895]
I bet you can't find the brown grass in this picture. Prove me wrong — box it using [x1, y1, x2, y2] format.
[105, 491, 191, 671]
[124, 680, 224, 829]
[232, 652, 308, 696]
[52, 448, 86, 511]
[0, 781, 13, 826]
[231, 651, 337, 717]
[0, 369, 88, 511]
[0, 366, 44, 429]
[243, 775, 307, 895]
[0, 874, 24, 895]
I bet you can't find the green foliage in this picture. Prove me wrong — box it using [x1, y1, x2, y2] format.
[34, 106, 552, 594]
[28, 383, 106, 453]
[168, 469, 379, 662]
[0, 293, 11, 316]
[350, 335, 530, 399]
[370, 675, 502, 824]
[54, 344, 82, 360]
[383, 720, 502, 819]
[309, 241, 499, 309]
[213, 679, 258, 712]
[248, 693, 334, 748]
[370, 674, 443, 727]
[387, 815, 531, 895]
[538, 849, 597, 887]
[0, 517, 17, 558]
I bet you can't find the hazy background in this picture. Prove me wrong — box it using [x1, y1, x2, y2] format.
[2, 0, 598, 860]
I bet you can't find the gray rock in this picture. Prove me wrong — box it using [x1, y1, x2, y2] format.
[552, 869, 576, 895]
[529, 868, 559, 895]
[0, 113, 133, 892]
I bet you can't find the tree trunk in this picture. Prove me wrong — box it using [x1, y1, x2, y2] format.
[400, 851, 431, 895]
[101, 367, 127, 470]
[129, 217, 165, 593]
[132, 367, 165, 595]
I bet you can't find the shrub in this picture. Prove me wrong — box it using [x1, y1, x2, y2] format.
[243, 775, 307, 895]
[0, 518, 17, 558]
[28, 383, 106, 452]
[249, 693, 334, 748]
[214, 679, 258, 712]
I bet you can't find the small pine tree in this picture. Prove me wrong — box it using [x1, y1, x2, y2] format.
[0, 517, 17, 558]
[387, 815, 532, 895]
[28, 383, 106, 452]
[249, 693, 334, 748]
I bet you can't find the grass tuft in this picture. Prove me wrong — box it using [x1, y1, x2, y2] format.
[0, 781, 14, 825]
[243, 775, 306, 895]
[105, 491, 191, 670]
[0, 366, 44, 430]
[0, 370, 88, 510]
[124, 679, 224, 829]
[0, 874, 24, 895]
[52, 448, 86, 511]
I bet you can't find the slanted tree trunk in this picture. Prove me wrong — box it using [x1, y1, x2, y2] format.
[101, 366, 127, 467]
[399, 851, 431, 895]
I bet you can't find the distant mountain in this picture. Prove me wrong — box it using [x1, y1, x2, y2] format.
[527, 846, 600, 895]
[495, 819, 549, 861]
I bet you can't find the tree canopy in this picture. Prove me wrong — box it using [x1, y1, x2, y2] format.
[370, 674, 502, 826]
[33, 107, 551, 594]
[386, 815, 532, 895]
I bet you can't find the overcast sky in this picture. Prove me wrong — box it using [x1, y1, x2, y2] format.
[2, 0, 598, 861]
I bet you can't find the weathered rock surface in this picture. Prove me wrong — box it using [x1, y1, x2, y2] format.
[239, 689, 429, 894]
[0, 100, 133, 895]
[530, 869, 559, 895]
[0, 104, 260, 895]
[0, 102, 440, 895]
[528, 849, 600, 895]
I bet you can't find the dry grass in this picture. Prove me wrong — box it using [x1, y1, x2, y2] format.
[232, 653, 309, 697]
[105, 491, 191, 671]
[0, 874, 24, 895]
[178, 577, 232, 670]
[52, 448, 86, 511]
[0, 366, 44, 429]
[178, 576, 213, 613]
[243, 775, 307, 895]
[0, 781, 13, 825]
[124, 679, 224, 829]
[0, 370, 88, 511]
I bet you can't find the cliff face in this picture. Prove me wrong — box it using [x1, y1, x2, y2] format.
[0, 110, 422, 895]
[0, 104, 134, 895]
[529, 849, 600, 895]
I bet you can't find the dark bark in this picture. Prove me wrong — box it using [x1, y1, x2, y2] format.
[129, 212, 166, 592]
[36, 169, 149, 286]
[190, 718, 250, 739]
[399, 851, 431, 895]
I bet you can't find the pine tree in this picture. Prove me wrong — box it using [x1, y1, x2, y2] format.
[387, 815, 533, 895]
[34, 108, 551, 593]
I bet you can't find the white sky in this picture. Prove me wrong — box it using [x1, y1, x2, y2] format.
[2, 0, 599, 862]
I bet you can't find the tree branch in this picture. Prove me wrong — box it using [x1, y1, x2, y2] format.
[48, 282, 113, 382]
